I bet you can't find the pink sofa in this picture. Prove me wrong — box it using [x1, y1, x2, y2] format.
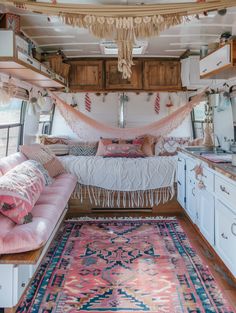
[0, 152, 77, 254]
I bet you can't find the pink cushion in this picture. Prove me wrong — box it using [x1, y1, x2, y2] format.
[102, 143, 146, 158]
[0, 160, 45, 224]
[0, 173, 77, 254]
[0, 152, 27, 176]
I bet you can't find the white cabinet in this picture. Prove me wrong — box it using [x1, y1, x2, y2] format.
[177, 155, 186, 209]
[0, 264, 31, 307]
[197, 189, 215, 246]
[177, 151, 236, 277]
[200, 44, 231, 77]
[185, 158, 197, 223]
[215, 199, 236, 277]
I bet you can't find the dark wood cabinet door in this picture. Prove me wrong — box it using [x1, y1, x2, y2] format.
[69, 60, 103, 91]
[105, 60, 142, 90]
[143, 60, 182, 90]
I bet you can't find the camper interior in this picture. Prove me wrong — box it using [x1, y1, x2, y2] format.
[0, 0, 235, 312]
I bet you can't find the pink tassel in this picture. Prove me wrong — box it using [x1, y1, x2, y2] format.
[85, 93, 91, 112]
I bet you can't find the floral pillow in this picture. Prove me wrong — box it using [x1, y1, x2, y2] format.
[0, 160, 45, 224]
[102, 143, 146, 158]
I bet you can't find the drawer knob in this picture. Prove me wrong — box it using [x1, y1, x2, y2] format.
[27, 58, 33, 65]
[220, 185, 230, 195]
[231, 223, 236, 237]
[178, 158, 182, 162]
[221, 233, 228, 240]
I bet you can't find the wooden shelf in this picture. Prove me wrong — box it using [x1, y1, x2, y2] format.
[0, 30, 65, 88]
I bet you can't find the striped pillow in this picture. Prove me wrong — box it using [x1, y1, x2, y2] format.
[47, 144, 69, 156]
[69, 142, 98, 156]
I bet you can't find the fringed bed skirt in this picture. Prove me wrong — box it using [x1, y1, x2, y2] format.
[72, 183, 175, 208]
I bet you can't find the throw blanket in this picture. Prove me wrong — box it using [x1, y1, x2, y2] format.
[60, 156, 177, 207]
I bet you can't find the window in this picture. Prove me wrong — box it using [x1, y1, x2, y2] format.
[191, 100, 207, 139]
[0, 99, 26, 157]
[38, 103, 55, 135]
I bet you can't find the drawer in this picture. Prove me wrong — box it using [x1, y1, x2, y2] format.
[41, 64, 54, 77]
[200, 44, 231, 76]
[55, 73, 65, 83]
[0, 265, 14, 307]
[17, 51, 40, 70]
[215, 175, 236, 210]
[200, 166, 214, 193]
[15, 264, 31, 302]
[215, 200, 236, 276]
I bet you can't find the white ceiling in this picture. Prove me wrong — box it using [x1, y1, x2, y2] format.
[1, 1, 236, 59]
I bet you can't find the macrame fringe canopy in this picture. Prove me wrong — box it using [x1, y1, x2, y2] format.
[2, 0, 236, 78]
[73, 183, 174, 208]
[50, 90, 204, 141]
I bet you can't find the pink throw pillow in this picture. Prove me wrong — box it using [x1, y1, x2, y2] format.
[0, 160, 45, 224]
[20, 144, 65, 178]
[102, 143, 146, 158]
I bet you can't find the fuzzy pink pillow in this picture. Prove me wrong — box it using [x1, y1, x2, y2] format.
[0, 160, 45, 224]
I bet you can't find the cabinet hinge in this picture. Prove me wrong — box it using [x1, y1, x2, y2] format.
[184, 164, 186, 171]
[184, 196, 186, 203]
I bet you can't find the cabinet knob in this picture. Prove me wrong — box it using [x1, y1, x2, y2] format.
[21, 282, 26, 288]
[202, 68, 207, 73]
[221, 233, 228, 240]
[216, 61, 222, 66]
[27, 58, 33, 65]
[192, 187, 195, 196]
[220, 185, 230, 195]
[231, 223, 236, 236]
[177, 180, 181, 186]
[178, 158, 182, 162]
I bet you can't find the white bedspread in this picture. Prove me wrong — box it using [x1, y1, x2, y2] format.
[59, 155, 177, 192]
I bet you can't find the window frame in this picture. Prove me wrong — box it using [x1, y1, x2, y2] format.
[0, 100, 27, 157]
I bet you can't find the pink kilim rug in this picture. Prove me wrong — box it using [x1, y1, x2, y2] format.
[16, 217, 235, 313]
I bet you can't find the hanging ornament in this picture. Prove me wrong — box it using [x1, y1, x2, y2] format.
[85, 92, 91, 112]
[165, 93, 174, 115]
[154, 92, 160, 114]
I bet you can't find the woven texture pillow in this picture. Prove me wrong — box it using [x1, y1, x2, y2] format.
[39, 136, 70, 145]
[69, 142, 98, 156]
[47, 144, 69, 156]
[155, 137, 190, 156]
[20, 144, 65, 177]
[102, 143, 146, 158]
[0, 160, 45, 224]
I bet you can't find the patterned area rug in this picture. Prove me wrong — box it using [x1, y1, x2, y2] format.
[16, 217, 235, 313]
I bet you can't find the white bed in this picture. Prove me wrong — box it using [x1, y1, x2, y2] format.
[59, 155, 177, 208]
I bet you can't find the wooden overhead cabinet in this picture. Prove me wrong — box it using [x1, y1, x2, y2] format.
[143, 60, 182, 90]
[69, 60, 103, 91]
[105, 60, 142, 90]
[200, 41, 236, 79]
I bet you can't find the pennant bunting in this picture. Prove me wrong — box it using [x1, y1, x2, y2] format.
[154, 92, 160, 114]
[85, 93, 91, 112]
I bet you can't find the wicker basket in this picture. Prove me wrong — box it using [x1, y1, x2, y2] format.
[60, 63, 70, 79]
[47, 55, 63, 74]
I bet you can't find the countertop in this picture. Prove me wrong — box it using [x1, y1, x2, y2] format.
[179, 147, 236, 181]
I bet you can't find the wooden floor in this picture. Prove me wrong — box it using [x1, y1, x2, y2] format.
[67, 206, 236, 310]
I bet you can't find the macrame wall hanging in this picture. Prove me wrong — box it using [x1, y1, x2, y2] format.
[2, 0, 236, 79]
[154, 92, 160, 114]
